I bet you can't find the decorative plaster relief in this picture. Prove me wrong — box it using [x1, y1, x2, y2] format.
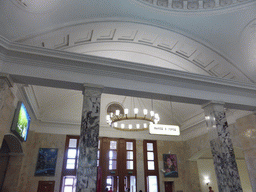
[176, 43, 197, 57]
[209, 63, 231, 77]
[157, 0, 169, 7]
[53, 35, 69, 49]
[96, 29, 116, 40]
[70, 30, 93, 45]
[156, 37, 177, 50]
[138, 32, 158, 44]
[117, 30, 138, 41]
[137, 0, 254, 11]
[193, 52, 214, 67]
[19, 22, 251, 83]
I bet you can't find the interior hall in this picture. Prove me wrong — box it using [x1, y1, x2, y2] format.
[0, 0, 256, 192]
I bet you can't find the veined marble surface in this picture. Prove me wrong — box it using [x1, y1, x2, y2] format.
[77, 88, 102, 192]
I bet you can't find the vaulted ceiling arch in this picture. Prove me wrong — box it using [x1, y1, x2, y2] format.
[20, 21, 251, 83]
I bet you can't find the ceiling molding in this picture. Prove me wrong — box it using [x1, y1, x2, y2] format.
[136, 0, 255, 12]
[22, 85, 41, 120]
[19, 22, 251, 83]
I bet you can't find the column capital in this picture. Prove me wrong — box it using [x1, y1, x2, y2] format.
[202, 101, 225, 110]
[82, 83, 104, 96]
[0, 73, 13, 88]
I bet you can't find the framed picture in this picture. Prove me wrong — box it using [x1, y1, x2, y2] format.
[35, 148, 58, 176]
[163, 154, 178, 177]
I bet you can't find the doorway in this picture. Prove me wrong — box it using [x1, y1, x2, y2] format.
[106, 175, 136, 192]
[164, 181, 173, 192]
[0, 134, 23, 192]
[37, 181, 55, 192]
[100, 138, 137, 192]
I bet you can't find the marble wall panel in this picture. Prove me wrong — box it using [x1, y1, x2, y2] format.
[16, 131, 66, 192]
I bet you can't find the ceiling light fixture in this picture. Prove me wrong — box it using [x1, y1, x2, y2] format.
[106, 97, 160, 131]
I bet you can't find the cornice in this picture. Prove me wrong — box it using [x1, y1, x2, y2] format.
[0, 35, 256, 111]
[1, 36, 254, 90]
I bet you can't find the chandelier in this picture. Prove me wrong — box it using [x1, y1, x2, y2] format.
[106, 97, 160, 131]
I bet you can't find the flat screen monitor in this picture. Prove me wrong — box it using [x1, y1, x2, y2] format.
[11, 101, 31, 142]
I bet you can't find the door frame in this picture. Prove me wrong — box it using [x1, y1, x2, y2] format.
[164, 181, 174, 192]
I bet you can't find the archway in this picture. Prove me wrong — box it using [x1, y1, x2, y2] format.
[0, 134, 23, 191]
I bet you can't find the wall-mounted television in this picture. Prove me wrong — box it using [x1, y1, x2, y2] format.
[11, 101, 31, 142]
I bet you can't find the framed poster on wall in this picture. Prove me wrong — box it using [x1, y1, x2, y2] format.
[35, 148, 58, 176]
[163, 154, 178, 177]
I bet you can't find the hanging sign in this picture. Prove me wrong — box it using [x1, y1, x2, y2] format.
[149, 124, 180, 136]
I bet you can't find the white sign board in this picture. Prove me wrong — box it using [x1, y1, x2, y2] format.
[149, 124, 180, 136]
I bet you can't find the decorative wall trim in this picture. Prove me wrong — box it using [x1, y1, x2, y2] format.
[136, 0, 255, 12]
[19, 22, 251, 84]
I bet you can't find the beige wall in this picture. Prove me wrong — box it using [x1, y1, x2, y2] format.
[1, 155, 23, 192]
[197, 159, 252, 192]
[6, 131, 66, 192]
[158, 140, 201, 192]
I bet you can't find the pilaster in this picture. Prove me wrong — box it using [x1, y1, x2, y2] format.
[0, 73, 14, 148]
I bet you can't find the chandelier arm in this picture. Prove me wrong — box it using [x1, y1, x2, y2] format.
[121, 96, 127, 106]
[111, 117, 154, 123]
[112, 127, 149, 131]
[106, 96, 160, 131]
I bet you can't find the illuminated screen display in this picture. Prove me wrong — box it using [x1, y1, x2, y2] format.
[11, 102, 31, 142]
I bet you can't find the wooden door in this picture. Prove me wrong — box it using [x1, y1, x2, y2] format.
[164, 181, 173, 192]
[37, 181, 55, 192]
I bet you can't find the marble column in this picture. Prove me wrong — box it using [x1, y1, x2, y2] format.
[76, 85, 103, 192]
[236, 113, 256, 192]
[0, 74, 14, 148]
[202, 102, 243, 192]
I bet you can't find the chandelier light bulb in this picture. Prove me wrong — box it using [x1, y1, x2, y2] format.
[106, 100, 160, 131]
